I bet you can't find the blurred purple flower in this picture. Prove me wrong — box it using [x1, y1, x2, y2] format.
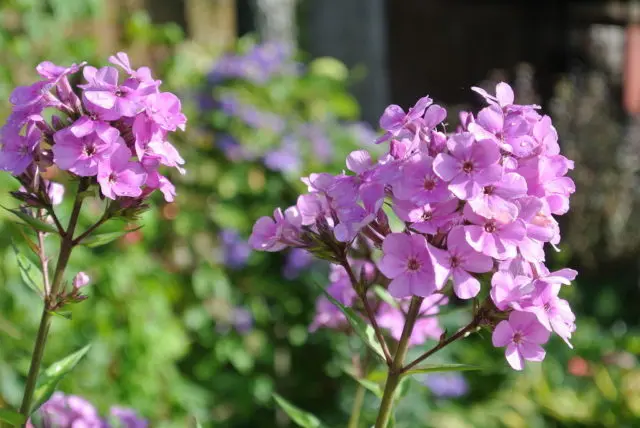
[232, 307, 254, 334]
[28, 392, 104, 427]
[219, 229, 251, 269]
[423, 373, 469, 398]
[283, 248, 313, 279]
[109, 407, 148, 428]
[263, 137, 301, 173]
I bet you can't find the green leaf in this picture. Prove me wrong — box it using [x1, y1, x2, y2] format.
[31, 345, 92, 413]
[273, 394, 325, 428]
[403, 363, 482, 376]
[316, 283, 386, 361]
[79, 227, 141, 248]
[11, 241, 43, 295]
[0, 409, 26, 426]
[2, 205, 58, 234]
[343, 366, 383, 398]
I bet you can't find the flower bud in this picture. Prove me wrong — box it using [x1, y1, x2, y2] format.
[72, 272, 90, 289]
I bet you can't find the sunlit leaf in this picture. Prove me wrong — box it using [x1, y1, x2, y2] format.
[273, 393, 325, 428]
[403, 363, 481, 376]
[31, 345, 91, 413]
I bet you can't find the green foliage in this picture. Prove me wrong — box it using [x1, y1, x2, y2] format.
[273, 394, 325, 428]
[32, 345, 92, 413]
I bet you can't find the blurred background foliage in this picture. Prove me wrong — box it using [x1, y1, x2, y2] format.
[0, 0, 638, 427]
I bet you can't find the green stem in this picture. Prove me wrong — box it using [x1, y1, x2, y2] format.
[18, 182, 86, 418]
[374, 296, 423, 428]
[347, 382, 366, 428]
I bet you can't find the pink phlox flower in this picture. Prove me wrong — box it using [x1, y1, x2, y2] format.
[378, 233, 444, 298]
[296, 192, 333, 227]
[377, 294, 447, 346]
[463, 204, 526, 259]
[433, 132, 503, 200]
[430, 226, 494, 299]
[471, 82, 515, 109]
[490, 270, 535, 311]
[97, 142, 147, 200]
[393, 152, 449, 204]
[376, 96, 433, 143]
[80, 66, 151, 119]
[392, 198, 459, 235]
[492, 310, 550, 370]
[52, 127, 114, 176]
[467, 172, 527, 223]
[521, 282, 576, 347]
[248, 206, 303, 252]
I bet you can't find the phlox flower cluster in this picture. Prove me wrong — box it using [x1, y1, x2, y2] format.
[28, 392, 146, 428]
[250, 82, 578, 370]
[0, 52, 186, 203]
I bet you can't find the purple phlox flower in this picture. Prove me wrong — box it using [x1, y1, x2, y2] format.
[533, 115, 560, 156]
[492, 310, 550, 371]
[392, 198, 459, 235]
[457, 111, 475, 132]
[283, 248, 313, 279]
[376, 96, 433, 144]
[334, 203, 377, 242]
[377, 294, 447, 346]
[140, 157, 176, 202]
[467, 104, 536, 158]
[378, 233, 445, 298]
[296, 192, 333, 227]
[463, 204, 526, 259]
[97, 142, 147, 199]
[521, 282, 576, 347]
[108, 52, 159, 89]
[515, 196, 560, 261]
[248, 206, 303, 251]
[69, 114, 119, 144]
[467, 172, 527, 223]
[490, 270, 535, 311]
[393, 152, 449, 204]
[36, 61, 85, 108]
[219, 229, 251, 269]
[433, 132, 503, 200]
[389, 133, 425, 161]
[519, 155, 576, 216]
[109, 406, 148, 428]
[30, 392, 104, 428]
[471, 82, 515, 109]
[301, 172, 337, 194]
[423, 372, 469, 398]
[141, 139, 186, 175]
[80, 66, 152, 120]
[430, 226, 494, 299]
[0, 121, 41, 175]
[53, 127, 115, 176]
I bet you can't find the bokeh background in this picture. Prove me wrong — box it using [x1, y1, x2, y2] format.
[1, 0, 639, 427]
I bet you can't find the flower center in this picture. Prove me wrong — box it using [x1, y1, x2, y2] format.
[450, 256, 460, 268]
[88, 113, 98, 121]
[423, 178, 436, 190]
[543, 302, 551, 312]
[407, 258, 421, 271]
[462, 161, 474, 173]
[422, 210, 433, 221]
[83, 144, 97, 157]
[483, 185, 495, 195]
[512, 331, 523, 344]
[115, 88, 124, 97]
[108, 172, 118, 183]
[18, 145, 29, 156]
[483, 221, 497, 233]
